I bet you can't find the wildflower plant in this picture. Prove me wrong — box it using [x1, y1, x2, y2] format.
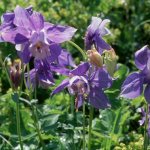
[0, 4, 149, 150]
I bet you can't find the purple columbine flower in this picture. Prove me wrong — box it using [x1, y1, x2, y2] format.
[26, 59, 55, 89]
[85, 17, 111, 54]
[52, 62, 112, 109]
[121, 45, 150, 103]
[0, 6, 77, 63]
[26, 49, 76, 88]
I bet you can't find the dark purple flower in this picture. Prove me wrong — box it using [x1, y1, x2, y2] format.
[26, 59, 54, 89]
[52, 62, 112, 109]
[1, 6, 77, 63]
[85, 17, 111, 54]
[26, 49, 76, 88]
[121, 45, 150, 103]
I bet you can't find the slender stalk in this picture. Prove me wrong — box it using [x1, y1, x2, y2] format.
[26, 63, 45, 149]
[88, 106, 94, 150]
[0, 57, 24, 149]
[144, 102, 148, 150]
[32, 105, 45, 149]
[16, 97, 23, 150]
[68, 41, 87, 61]
[83, 101, 86, 150]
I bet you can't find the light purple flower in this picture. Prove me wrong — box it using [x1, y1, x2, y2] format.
[85, 17, 111, 54]
[121, 45, 150, 103]
[0, 6, 77, 63]
[52, 62, 112, 109]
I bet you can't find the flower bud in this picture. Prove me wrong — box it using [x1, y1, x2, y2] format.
[103, 49, 118, 77]
[10, 59, 22, 89]
[87, 48, 103, 67]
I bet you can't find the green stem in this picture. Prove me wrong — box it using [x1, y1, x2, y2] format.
[16, 98, 23, 150]
[68, 41, 87, 61]
[144, 102, 148, 150]
[32, 105, 45, 149]
[26, 63, 45, 149]
[83, 101, 86, 150]
[88, 106, 94, 150]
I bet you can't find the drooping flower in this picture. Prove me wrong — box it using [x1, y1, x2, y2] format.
[0, 6, 77, 63]
[9, 59, 22, 89]
[121, 45, 150, 103]
[85, 17, 111, 54]
[52, 62, 112, 109]
[26, 59, 54, 89]
[26, 49, 76, 88]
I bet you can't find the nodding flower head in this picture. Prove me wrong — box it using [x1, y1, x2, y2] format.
[9, 59, 22, 89]
[87, 48, 103, 67]
[68, 75, 90, 96]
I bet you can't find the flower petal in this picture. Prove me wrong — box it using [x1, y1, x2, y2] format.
[94, 34, 111, 54]
[51, 64, 70, 76]
[48, 44, 62, 62]
[58, 49, 76, 68]
[76, 94, 83, 108]
[90, 68, 112, 89]
[14, 6, 34, 30]
[144, 84, 150, 103]
[47, 25, 77, 43]
[121, 72, 143, 99]
[135, 45, 150, 70]
[51, 79, 69, 96]
[88, 17, 102, 35]
[70, 62, 90, 76]
[30, 12, 44, 31]
[98, 19, 110, 36]
[17, 43, 32, 63]
[89, 88, 110, 109]
[1, 12, 14, 24]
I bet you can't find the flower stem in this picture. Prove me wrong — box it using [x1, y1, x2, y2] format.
[83, 101, 86, 150]
[16, 95, 23, 150]
[144, 102, 148, 150]
[31, 105, 45, 149]
[88, 106, 94, 150]
[26, 63, 45, 149]
[68, 41, 87, 61]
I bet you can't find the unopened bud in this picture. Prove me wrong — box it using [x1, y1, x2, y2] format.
[103, 49, 118, 77]
[87, 49, 103, 67]
[10, 59, 22, 89]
